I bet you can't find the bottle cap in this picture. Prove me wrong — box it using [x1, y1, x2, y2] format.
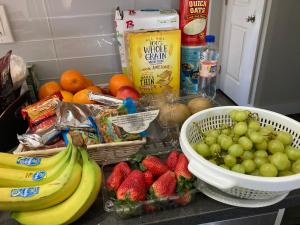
[205, 35, 215, 43]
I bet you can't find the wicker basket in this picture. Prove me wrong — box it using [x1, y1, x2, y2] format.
[13, 138, 146, 164]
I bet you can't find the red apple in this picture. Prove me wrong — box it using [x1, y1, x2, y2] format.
[116, 86, 140, 100]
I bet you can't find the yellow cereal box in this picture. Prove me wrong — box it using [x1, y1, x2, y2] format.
[126, 30, 181, 95]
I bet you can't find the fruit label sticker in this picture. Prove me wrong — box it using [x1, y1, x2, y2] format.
[110, 110, 159, 134]
[16, 157, 41, 166]
[11, 187, 40, 198]
[32, 171, 46, 181]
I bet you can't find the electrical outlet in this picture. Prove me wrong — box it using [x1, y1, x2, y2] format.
[0, 5, 14, 43]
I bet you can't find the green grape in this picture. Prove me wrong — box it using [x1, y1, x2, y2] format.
[209, 159, 217, 165]
[220, 164, 229, 170]
[229, 110, 238, 120]
[246, 129, 254, 138]
[242, 159, 256, 173]
[217, 134, 227, 144]
[224, 155, 237, 168]
[233, 122, 248, 136]
[276, 131, 293, 145]
[192, 143, 198, 150]
[254, 150, 268, 158]
[220, 136, 233, 150]
[231, 164, 246, 174]
[259, 163, 278, 177]
[248, 120, 261, 131]
[238, 136, 253, 151]
[254, 157, 269, 168]
[292, 159, 300, 174]
[250, 169, 260, 176]
[255, 140, 268, 151]
[221, 128, 231, 135]
[228, 144, 244, 157]
[260, 125, 274, 136]
[268, 139, 285, 154]
[195, 142, 211, 158]
[242, 151, 254, 160]
[208, 129, 220, 138]
[279, 171, 294, 176]
[205, 136, 217, 146]
[285, 146, 300, 161]
[270, 152, 291, 171]
[249, 131, 265, 144]
[210, 143, 221, 156]
[235, 111, 249, 122]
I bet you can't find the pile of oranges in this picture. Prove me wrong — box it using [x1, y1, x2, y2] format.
[38, 70, 135, 104]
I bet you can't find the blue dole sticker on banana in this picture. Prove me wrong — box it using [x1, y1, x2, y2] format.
[32, 171, 46, 181]
[17, 157, 41, 166]
[11, 187, 40, 198]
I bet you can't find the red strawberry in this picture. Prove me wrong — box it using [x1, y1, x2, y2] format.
[143, 170, 154, 188]
[150, 170, 176, 198]
[176, 189, 192, 206]
[166, 150, 179, 171]
[106, 162, 131, 192]
[175, 154, 192, 181]
[117, 170, 146, 201]
[142, 156, 168, 177]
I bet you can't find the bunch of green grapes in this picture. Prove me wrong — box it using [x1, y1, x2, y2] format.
[192, 110, 300, 177]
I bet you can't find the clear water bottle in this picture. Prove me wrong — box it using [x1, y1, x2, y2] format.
[198, 35, 219, 99]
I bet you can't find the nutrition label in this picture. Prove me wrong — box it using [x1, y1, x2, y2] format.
[109, 110, 159, 134]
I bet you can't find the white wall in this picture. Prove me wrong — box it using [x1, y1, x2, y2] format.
[253, 0, 300, 114]
[0, 0, 179, 84]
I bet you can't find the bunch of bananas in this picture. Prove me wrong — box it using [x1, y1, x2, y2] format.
[0, 144, 102, 225]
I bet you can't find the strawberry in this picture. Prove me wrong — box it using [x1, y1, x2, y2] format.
[166, 150, 179, 171]
[106, 162, 131, 192]
[175, 153, 192, 181]
[150, 170, 176, 198]
[117, 170, 146, 201]
[141, 156, 168, 177]
[143, 170, 154, 188]
[176, 189, 192, 206]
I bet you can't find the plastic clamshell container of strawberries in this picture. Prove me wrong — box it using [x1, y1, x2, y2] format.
[101, 151, 198, 218]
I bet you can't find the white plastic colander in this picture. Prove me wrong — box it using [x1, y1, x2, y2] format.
[180, 106, 300, 201]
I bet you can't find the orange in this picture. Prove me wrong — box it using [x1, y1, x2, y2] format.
[86, 86, 102, 94]
[83, 76, 94, 88]
[60, 90, 73, 102]
[60, 70, 86, 94]
[73, 89, 96, 104]
[38, 81, 61, 100]
[109, 74, 133, 96]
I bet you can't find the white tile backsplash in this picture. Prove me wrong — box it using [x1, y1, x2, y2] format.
[1, 0, 47, 20]
[0, 40, 55, 61]
[0, 0, 179, 83]
[30, 60, 60, 80]
[54, 34, 118, 58]
[10, 18, 51, 41]
[45, 0, 135, 17]
[49, 14, 114, 38]
[58, 55, 121, 75]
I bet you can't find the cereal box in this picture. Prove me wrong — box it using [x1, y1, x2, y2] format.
[115, 8, 179, 74]
[126, 30, 181, 95]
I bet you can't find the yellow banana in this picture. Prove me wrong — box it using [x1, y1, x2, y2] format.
[0, 145, 69, 171]
[0, 162, 82, 211]
[68, 160, 102, 224]
[0, 144, 77, 211]
[0, 145, 72, 187]
[12, 148, 96, 225]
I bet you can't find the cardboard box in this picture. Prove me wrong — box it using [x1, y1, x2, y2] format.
[115, 8, 179, 74]
[126, 30, 181, 96]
